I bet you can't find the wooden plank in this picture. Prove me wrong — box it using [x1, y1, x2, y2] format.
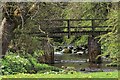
[91, 20, 95, 31]
[35, 34, 62, 38]
[14, 33, 106, 38]
[15, 32, 63, 38]
[15, 30, 111, 35]
[39, 26, 112, 29]
[50, 30, 111, 33]
[15, 32, 44, 35]
[39, 19, 108, 21]
[49, 31, 111, 37]
[69, 26, 112, 28]
[67, 20, 70, 38]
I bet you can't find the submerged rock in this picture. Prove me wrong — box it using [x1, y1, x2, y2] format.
[76, 51, 84, 55]
[55, 46, 63, 51]
[61, 48, 70, 53]
[80, 68, 86, 71]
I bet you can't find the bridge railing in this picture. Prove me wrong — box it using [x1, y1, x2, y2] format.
[15, 19, 112, 38]
[38, 19, 112, 38]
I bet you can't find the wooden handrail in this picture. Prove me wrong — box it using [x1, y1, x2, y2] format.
[39, 18, 108, 21]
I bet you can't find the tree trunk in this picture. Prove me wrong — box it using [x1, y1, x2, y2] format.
[0, 18, 16, 58]
[0, 2, 37, 57]
[0, 2, 17, 58]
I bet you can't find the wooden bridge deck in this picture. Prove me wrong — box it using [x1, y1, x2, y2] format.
[16, 30, 111, 38]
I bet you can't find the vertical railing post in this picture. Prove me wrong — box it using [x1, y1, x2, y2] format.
[67, 20, 70, 38]
[91, 20, 95, 32]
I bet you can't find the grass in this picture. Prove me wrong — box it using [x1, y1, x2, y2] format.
[1, 71, 118, 80]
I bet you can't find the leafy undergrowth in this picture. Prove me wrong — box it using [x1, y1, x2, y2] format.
[1, 71, 118, 79]
[0, 53, 61, 75]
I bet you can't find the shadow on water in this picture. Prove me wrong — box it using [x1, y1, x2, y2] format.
[52, 52, 117, 72]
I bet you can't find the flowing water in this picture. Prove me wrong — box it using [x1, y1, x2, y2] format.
[53, 52, 117, 72]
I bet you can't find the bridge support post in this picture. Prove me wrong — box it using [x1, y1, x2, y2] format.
[88, 35, 102, 68]
[40, 38, 54, 64]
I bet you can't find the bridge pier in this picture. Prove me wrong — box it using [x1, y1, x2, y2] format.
[39, 38, 54, 64]
[88, 35, 102, 68]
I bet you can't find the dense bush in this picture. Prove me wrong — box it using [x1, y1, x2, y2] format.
[1, 52, 31, 75]
[1, 52, 61, 75]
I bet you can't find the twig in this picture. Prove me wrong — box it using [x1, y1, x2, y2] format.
[30, 5, 40, 20]
[38, 25, 46, 34]
[38, 25, 54, 47]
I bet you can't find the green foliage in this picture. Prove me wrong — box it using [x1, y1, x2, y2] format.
[1, 52, 61, 75]
[75, 36, 88, 46]
[1, 52, 31, 75]
[33, 50, 44, 58]
[63, 36, 75, 45]
[98, 3, 119, 61]
[63, 2, 119, 62]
